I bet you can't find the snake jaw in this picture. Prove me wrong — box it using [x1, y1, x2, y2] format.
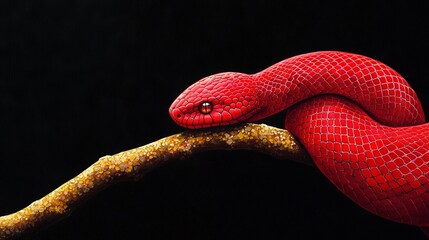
[169, 103, 261, 129]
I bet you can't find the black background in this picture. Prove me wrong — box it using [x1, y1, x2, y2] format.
[1, 1, 429, 239]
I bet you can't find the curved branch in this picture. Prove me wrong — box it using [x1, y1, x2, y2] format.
[0, 123, 312, 239]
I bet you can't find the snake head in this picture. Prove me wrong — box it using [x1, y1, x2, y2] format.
[169, 72, 260, 129]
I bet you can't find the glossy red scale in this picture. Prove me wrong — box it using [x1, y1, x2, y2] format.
[285, 95, 429, 227]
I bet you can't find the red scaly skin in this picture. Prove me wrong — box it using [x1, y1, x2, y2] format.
[285, 95, 429, 226]
[169, 51, 429, 231]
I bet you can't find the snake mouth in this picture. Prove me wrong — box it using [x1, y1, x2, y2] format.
[170, 106, 262, 129]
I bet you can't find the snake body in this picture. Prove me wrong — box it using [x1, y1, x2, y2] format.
[169, 51, 429, 232]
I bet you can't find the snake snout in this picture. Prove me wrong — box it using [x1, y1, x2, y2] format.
[170, 108, 182, 121]
[169, 107, 187, 127]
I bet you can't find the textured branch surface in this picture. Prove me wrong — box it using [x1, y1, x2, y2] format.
[0, 123, 311, 239]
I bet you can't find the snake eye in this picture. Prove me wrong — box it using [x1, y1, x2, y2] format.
[198, 102, 213, 114]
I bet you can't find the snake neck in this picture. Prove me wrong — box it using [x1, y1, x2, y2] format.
[250, 51, 425, 126]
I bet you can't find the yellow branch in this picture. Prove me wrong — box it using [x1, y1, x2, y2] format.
[0, 123, 311, 239]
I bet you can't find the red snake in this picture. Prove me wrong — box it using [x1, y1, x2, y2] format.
[169, 51, 429, 237]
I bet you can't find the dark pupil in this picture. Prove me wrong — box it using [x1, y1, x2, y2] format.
[198, 102, 213, 114]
